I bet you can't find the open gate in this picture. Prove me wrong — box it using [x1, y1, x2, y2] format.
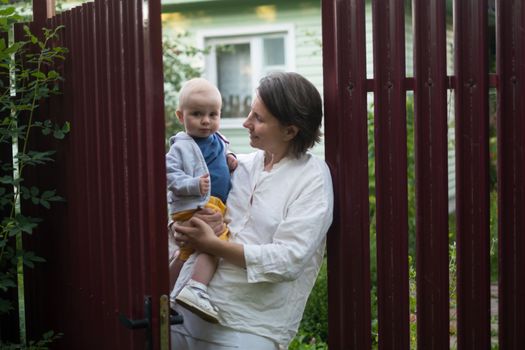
[18, 0, 170, 349]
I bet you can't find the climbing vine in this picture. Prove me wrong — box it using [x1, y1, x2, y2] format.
[1, 0, 68, 347]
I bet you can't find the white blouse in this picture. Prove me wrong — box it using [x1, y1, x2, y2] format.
[172, 150, 334, 347]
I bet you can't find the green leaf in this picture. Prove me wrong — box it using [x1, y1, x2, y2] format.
[5, 214, 42, 236]
[0, 6, 15, 16]
[0, 297, 13, 314]
[0, 198, 10, 211]
[31, 71, 46, 79]
[0, 275, 16, 292]
[47, 70, 59, 79]
[53, 129, 65, 139]
[21, 251, 46, 268]
[0, 176, 20, 185]
[17, 150, 56, 166]
[41, 190, 53, 199]
[5, 41, 23, 55]
[21, 186, 31, 200]
[52, 121, 70, 139]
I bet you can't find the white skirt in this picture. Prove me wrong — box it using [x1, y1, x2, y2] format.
[170, 306, 280, 350]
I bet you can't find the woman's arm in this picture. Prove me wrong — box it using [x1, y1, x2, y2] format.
[241, 161, 334, 283]
[173, 217, 246, 268]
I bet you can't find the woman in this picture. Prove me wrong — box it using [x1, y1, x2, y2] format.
[170, 72, 333, 349]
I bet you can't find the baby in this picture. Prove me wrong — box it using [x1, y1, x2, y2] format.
[166, 78, 237, 323]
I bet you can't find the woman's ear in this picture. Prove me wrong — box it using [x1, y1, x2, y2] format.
[282, 125, 299, 141]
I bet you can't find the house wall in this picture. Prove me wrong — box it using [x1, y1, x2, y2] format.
[162, 0, 323, 86]
[162, 0, 322, 155]
[161, 1, 455, 209]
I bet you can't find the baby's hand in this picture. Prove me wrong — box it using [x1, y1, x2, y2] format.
[199, 173, 210, 195]
[227, 153, 238, 171]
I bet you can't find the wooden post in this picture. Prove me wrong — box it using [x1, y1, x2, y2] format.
[322, 0, 371, 348]
[497, 0, 525, 348]
[33, 0, 56, 26]
[454, 0, 491, 348]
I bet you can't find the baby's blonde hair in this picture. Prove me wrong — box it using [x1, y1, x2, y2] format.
[178, 78, 222, 110]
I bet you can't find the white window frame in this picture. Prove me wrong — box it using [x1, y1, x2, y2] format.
[196, 24, 296, 128]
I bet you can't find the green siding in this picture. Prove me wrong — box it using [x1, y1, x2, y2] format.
[162, 0, 325, 157]
[161, 0, 453, 171]
[162, 0, 323, 88]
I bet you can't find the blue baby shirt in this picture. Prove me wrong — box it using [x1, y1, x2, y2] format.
[194, 134, 231, 203]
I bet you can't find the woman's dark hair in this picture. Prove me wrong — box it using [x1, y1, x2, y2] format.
[257, 72, 323, 158]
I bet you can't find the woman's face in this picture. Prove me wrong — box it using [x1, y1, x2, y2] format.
[243, 96, 291, 155]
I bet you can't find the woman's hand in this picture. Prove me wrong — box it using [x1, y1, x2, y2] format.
[194, 207, 227, 236]
[174, 217, 218, 253]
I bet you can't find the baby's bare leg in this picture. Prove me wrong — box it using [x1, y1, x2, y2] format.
[191, 253, 219, 285]
[169, 258, 185, 291]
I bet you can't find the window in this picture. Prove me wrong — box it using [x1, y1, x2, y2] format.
[198, 25, 295, 121]
[215, 42, 252, 119]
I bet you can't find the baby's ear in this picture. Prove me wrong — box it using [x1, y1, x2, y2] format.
[176, 110, 184, 123]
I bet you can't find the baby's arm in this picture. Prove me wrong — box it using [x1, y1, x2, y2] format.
[166, 143, 203, 196]
[226, 152, 238, 171]
[199, 174, 210, 195]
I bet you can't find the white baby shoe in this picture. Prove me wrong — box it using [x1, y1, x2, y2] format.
[175, 282, 219, 323]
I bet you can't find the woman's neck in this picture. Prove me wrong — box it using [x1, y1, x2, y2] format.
[263, 150, 288, 171]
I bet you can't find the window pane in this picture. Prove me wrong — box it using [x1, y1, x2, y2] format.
[263, 37, 285, 66]
[217, 43, 252, 118]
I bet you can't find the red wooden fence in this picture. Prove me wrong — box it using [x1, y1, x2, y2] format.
[323, 0, 525, 349]
[19, 0, 169, 349]
[3, 0, 524, 348]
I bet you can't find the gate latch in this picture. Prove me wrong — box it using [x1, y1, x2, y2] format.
[119, 295, 184, 350]
[119, 296, 153, 349]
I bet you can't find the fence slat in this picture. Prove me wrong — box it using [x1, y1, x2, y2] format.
[141, 0, 168, 345]
[95, 0, 122, 346]
[70, 6, 91, 345]
[496, 1, 525, 348]
[413, 0, 450, 348]
[454, 0, 491, 348]
[322, 1, 371, 349]
[371, 0, 409, 348]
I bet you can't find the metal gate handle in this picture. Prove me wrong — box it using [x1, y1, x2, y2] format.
[119, 296, 153, 349]
[120, 295, 185, 350]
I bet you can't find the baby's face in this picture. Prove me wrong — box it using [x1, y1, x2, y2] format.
[178, 89, 222, 138]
